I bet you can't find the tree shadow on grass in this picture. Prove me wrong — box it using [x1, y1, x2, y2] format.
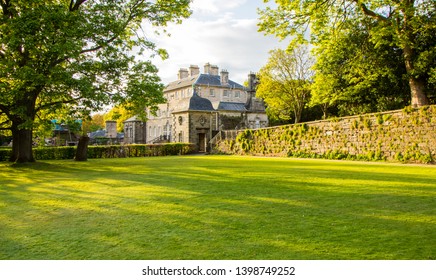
[1, 156, 435, 259]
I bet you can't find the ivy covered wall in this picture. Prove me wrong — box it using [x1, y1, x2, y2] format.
[213, 106, 436, 164]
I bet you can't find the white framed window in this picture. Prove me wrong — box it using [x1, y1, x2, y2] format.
[234, 91, 240, 98]
[210, 89, 215, 97]
[223, 90, 229, 97]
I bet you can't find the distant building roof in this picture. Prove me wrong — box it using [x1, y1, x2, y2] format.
[195, 74, 245, 90]
[124, 116, 142, 122]
[88, 129, 106, 139]
[165, 75, 200, 92]
[173, 94, 215, 113]
[164, 74, 246, 92]
[217, 102, 247, 112]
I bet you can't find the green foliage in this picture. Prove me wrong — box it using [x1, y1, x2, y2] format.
[82, 114, 105, 133]
[363, 118, 372, 129]
[403, 106, 415, 114]
[259, 0, 436, 115]
[236, 129, 254, 153]
[0, 0, 191, 162]
[256, 46, 313, 124]
[310, 17, 411, 116]
[0, 148, 11, 162]
[217, 106, 436, 164]
[0, 144, 194, 162]
[34, 146, 77, 160]
[104, 105, 135, 132]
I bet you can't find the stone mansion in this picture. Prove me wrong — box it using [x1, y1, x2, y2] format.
[124, 63, 268, 152]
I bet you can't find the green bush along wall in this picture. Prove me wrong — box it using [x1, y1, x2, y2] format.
[0, 143, 195, 162]
[214, 106, 436, 164]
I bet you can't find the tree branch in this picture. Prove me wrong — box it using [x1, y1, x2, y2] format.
[354, 1, 389, 22]
[79, 36, 119, 55]
[0, 104, 11, 117]
[0, 0, 12, 17]
[79, 4, 138, 55]
[0, 119, 11, 129]
[69, 0, 88, 11]
[36, 97, 82, 112]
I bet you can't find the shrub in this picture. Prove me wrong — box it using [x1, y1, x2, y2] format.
[0, 144, 195, 162]
[34, 146, 76, 160]
[0, 148, 11, 162]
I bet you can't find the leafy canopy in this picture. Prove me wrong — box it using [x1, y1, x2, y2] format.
[256, 46, 313, 124]
[259, 0, 436, 109]
[0, 0, 191, 131]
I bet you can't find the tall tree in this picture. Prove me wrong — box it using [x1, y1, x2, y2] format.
[256, 46, 314, 124]
[82, 113, 105, 134]
[0, 0, 190, 163]
[258, 0, 436, 108]
[103, 105, 133, 132]
[310, 17, 411, 117]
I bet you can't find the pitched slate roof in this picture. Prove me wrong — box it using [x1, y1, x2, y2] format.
[124, 116, 142, 122]
[195, 74, 245, 89]
[165, 75, 199, 91]
[164, 74, 246, 92]
[217, 102, 247, 112]
[88, 129, 106, 139]
[172, 94, 215, 113]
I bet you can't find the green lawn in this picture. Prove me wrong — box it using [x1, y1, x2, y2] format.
[0, 155, 435, 259]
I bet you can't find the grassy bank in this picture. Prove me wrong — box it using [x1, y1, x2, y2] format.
[0, 156, 435, 259]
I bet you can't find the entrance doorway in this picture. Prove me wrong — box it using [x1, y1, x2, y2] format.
[198, 133, 206, 152]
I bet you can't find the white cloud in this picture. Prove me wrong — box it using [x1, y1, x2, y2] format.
[190, 0, 248, 14]
[145, 0, 288, 84]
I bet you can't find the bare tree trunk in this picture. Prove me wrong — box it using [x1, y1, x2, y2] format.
[10, 126, 35, 163]
[409, 76, 429, 107]
[75, 135, 89, 161]
[402, 30, 430, 107]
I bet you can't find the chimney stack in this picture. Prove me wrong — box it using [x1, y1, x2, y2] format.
[178, 68, 189, 80]
[204, 63, 211, 75]
[211, 65, 219, 76]
[189, 65, 200, 76]
[105, 121, 117, 139]
[220, 70, 229, 85]
[248, 72, 257, 91]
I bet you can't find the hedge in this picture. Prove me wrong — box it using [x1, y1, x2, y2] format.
[0, 143, 195, 162]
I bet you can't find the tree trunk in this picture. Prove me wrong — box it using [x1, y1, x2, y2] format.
[402, 36, 430, 107]
[75, 136, 89, 161]
[10, 127, 35, 163]
[409, 76, 429, 108]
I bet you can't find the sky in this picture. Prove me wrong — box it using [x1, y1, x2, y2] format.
[147, 0, 289, 85]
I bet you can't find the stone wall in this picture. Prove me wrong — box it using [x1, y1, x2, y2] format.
[213, 106, 436, 164]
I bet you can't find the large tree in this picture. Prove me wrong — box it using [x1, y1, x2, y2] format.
[310, 16, 411, 117]
[258, 0, 436, 108]
[0, 0, 190, 163]
[256, 46, 313, 124]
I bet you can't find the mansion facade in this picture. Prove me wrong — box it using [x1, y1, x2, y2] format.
[124, 63, 268, 152]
